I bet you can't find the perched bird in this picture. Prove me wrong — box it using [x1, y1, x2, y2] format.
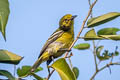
[31, 14, 77, 72]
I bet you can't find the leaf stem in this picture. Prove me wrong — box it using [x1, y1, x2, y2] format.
[68, 57, 73, 69]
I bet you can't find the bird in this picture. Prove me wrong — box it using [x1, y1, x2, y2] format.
[31, 14, 77, 73]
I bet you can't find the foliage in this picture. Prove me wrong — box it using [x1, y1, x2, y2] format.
[0, 50, 23, 64]
[73, 43, 90, 50]
[17, 66, 43, 79]
[51, 58, 76, 80]
[0, 70, 15, 80]
[72, 67, 79, 79]
[96, 46, 119, 61]
[0, 0, 10, 41]
[30, 73, 45, 80]
[0, 0, 23, 79]
[0, 0, 120, 80]
[72, 1, 120, 80]
[84, 29, 103, 40]
[97, 28, 120, 35]
[87, 12, 120, 28]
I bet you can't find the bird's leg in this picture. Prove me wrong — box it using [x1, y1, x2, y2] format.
[58, 48, 71, 52]
[46, 59, 52, 74]
[46, 56, 54, 75]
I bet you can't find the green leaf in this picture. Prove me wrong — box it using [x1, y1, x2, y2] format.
[96, 46, 119, 61]
[97, 48, 111, 61]
[100, 35, 120, 40]
[84, 29, 103, 40]
[97, 27, 120, 35]
[0, 50, 23, 65]
[0, 70, 15, 80]
[87, 12, 120, 28]
[96, 46, 104, 55]
[0, 0, 10, 41]
[84, 29, 120, 41]
[51, 58, 76, 80]
[96, 46, 105, 61]
[73, 43, 90, 50]
[31, 73, 44, 80]
[72, 67, 79, 79]
[17, 66, 43, 78]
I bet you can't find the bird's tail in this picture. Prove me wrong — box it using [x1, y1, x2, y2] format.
[31, 57, 42, 72]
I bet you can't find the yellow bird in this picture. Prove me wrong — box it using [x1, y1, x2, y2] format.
[31, 14, 77, 72]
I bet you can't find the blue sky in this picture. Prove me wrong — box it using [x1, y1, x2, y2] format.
[0, 0, 120, 80]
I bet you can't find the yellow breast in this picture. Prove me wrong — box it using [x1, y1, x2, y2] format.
[56, 32, 74, 48]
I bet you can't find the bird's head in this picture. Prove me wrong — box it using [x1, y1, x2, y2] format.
[59, 14, 77, 31]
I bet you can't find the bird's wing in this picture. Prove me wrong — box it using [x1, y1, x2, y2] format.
[38, 29, 64, 58]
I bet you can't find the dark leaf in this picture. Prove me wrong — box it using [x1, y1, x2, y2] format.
[0, 70, 15, 80]
[97, 27, 120, 35]
[96, 47, 111, 61]
[72, 67, 79, 79]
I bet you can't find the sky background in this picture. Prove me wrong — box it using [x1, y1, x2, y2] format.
[0, 0, 120, 80]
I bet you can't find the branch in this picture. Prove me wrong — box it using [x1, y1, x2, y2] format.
[14, 65, 16, 77]
[88, 0, 93, 18]
[46, 69, 55, 80]
[99, 62, 120, 71]
[64, 0, 98, 58]
[68, 52, 73, 69]
[90, 62, 120, 80]
[92, 40, 98, 71]
[88, 0, 98, 75]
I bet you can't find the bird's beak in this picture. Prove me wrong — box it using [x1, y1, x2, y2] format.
[71, 15, 77, 20]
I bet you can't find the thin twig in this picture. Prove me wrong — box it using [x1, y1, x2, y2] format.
[88, 0, 93, 18]
[67, 52, 73, 69]
[99, 62, 120, 71]
[88, 0, 98, 74]
[96, 40, 101, 48]
[92, 40, 98, 71]
[90, 62, 120, 80]
[14, 65, 16, 78]
[46, 69, 55, 80]
[90, 71, 98, 80]
[64, 0, 98, 58]
[68, 57, 73, 69]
